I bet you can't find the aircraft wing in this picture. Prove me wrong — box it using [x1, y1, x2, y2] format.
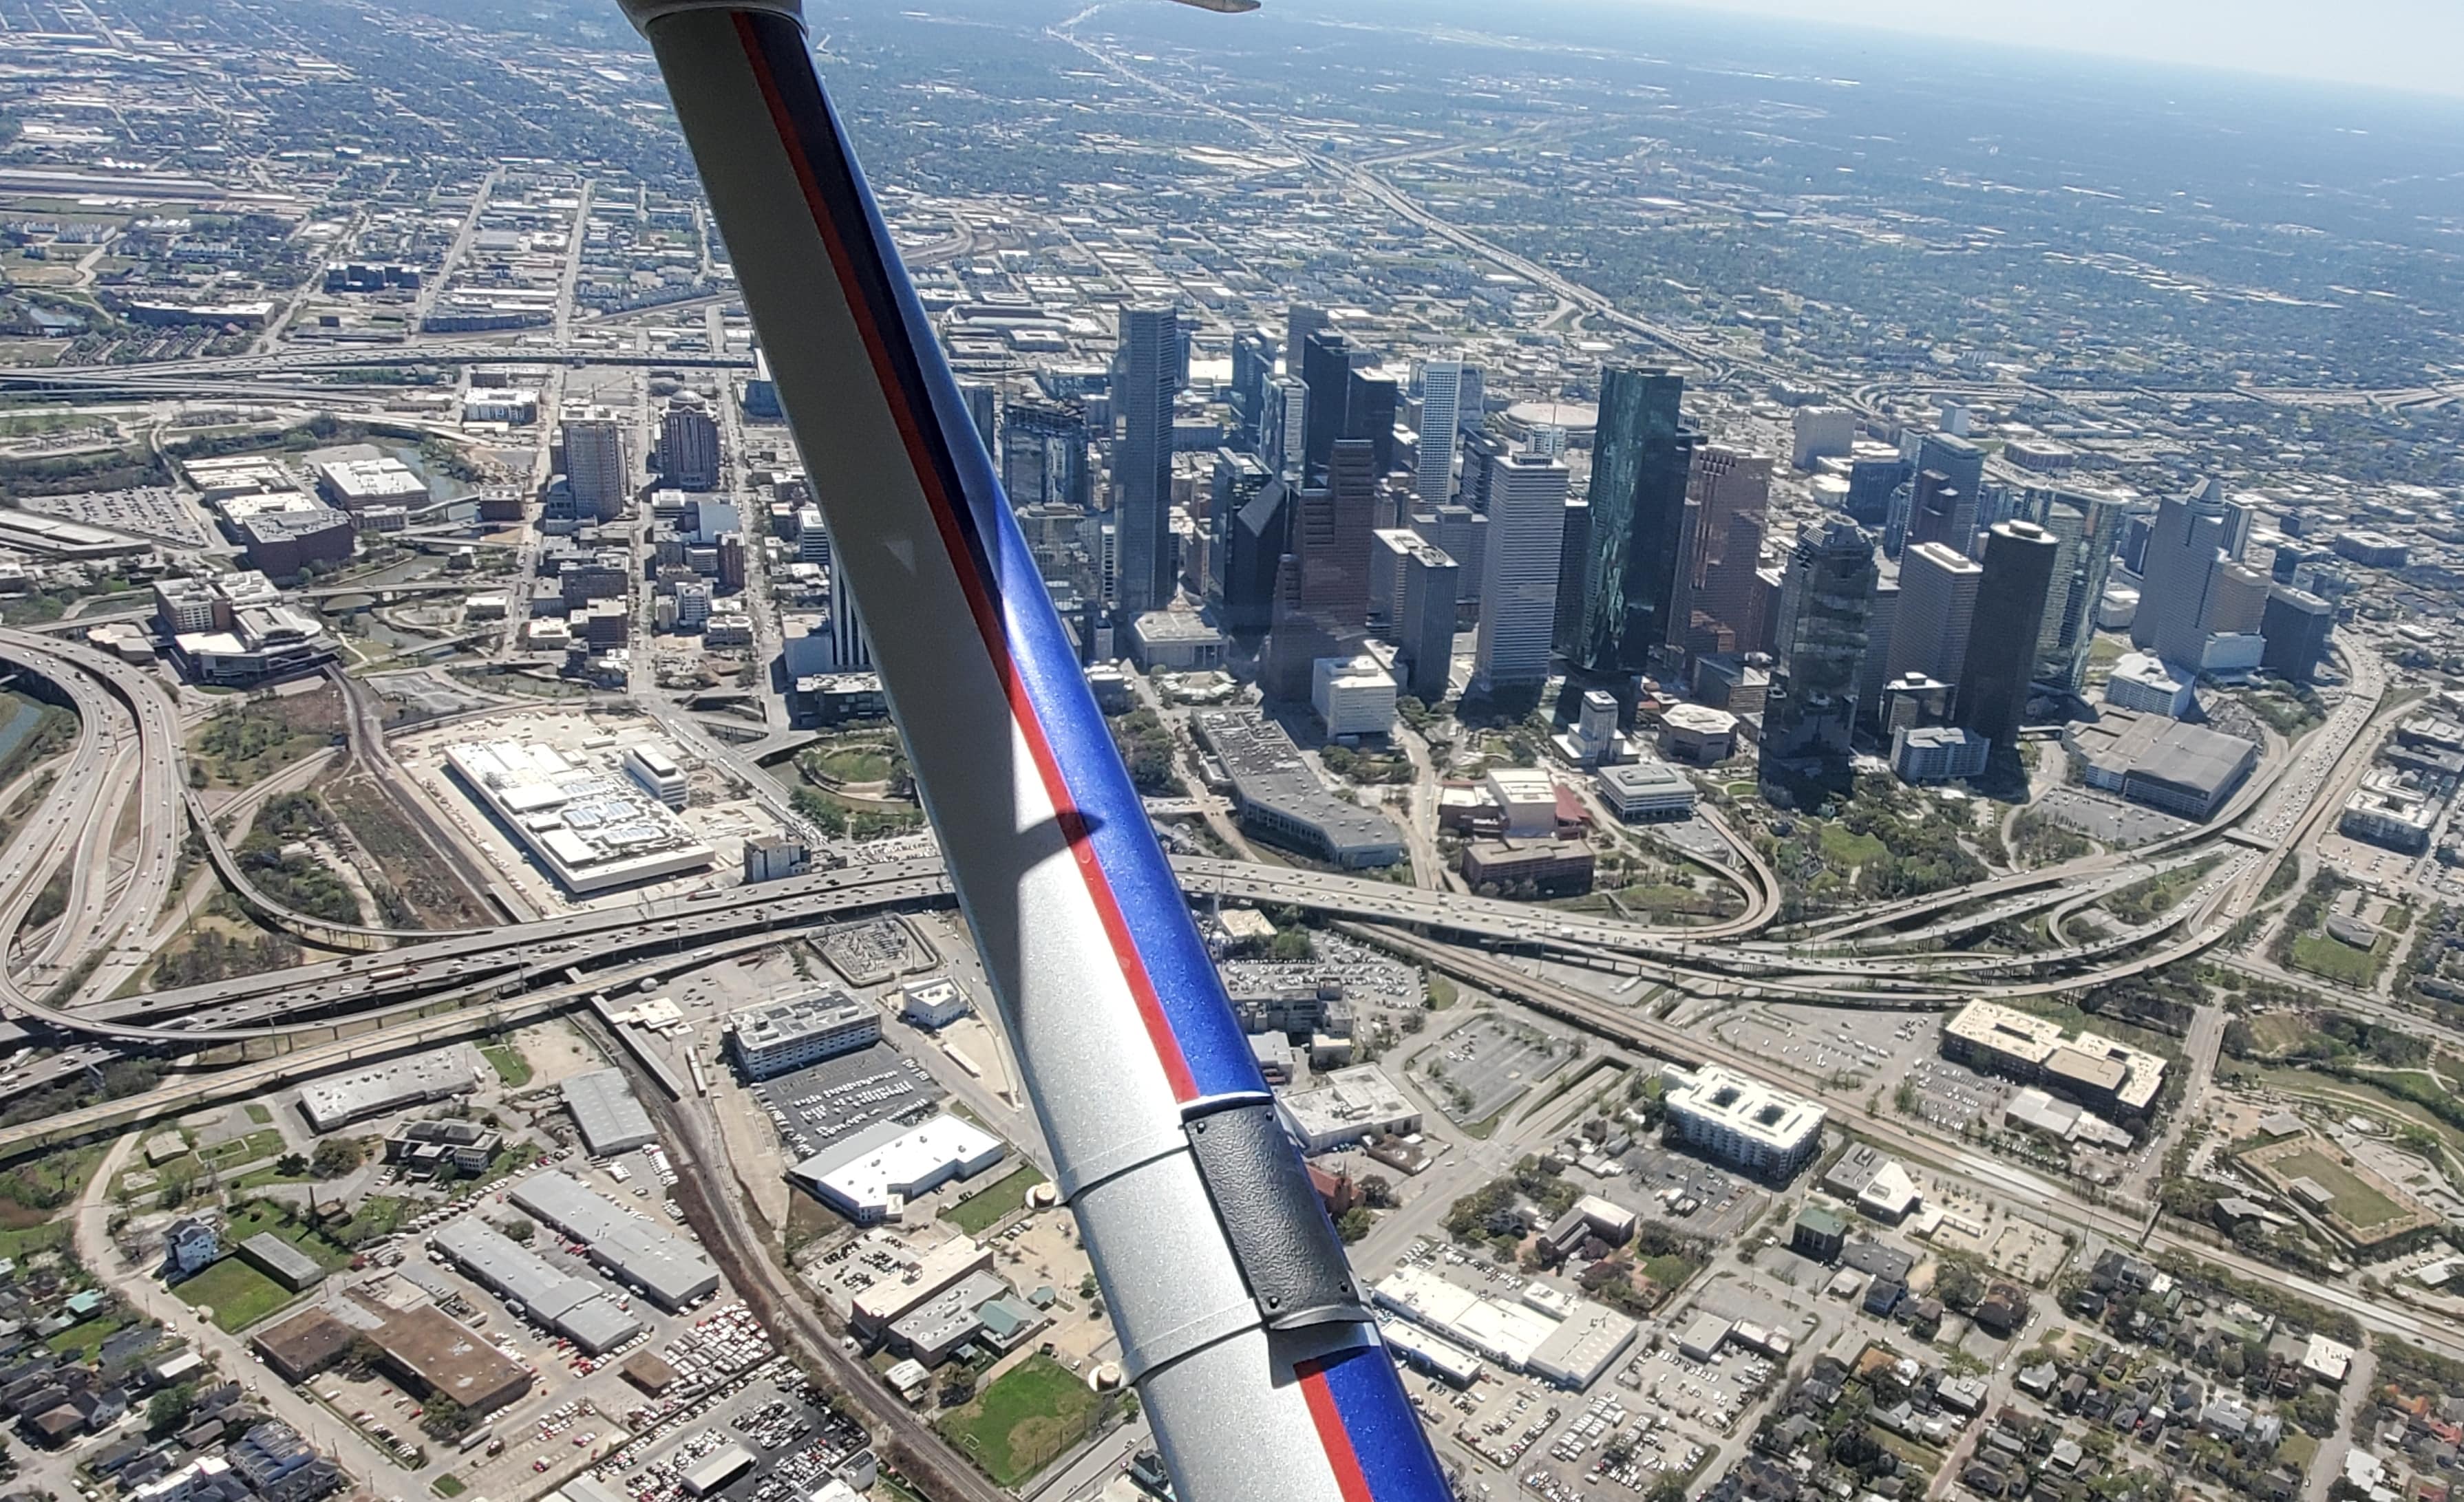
[616, 3, 1453, 1498]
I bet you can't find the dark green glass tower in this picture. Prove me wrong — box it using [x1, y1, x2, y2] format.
[1573, 367, 1696, 678]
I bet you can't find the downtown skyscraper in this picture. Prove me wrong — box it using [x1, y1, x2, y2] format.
[1413, 358, 1466, 509]
[1113, 303, 1178, 618]
[1763, 519, 1878, 791]
[1954, 520, 2059, 749]
[1573, 367, 1697, 679]
[1469, 450, 1571, 697]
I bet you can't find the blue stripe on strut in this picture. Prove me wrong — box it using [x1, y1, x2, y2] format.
[1311, 1342, 1451, 1500]
[740, 14, 1264, 1102]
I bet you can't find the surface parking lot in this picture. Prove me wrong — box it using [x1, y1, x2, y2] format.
[1713, 1007, 1931, 1089]
[1900, 1053, 2013, 1133]
[750, 1041, 943, 1161]
[1416, 1012, 1573, 1126]
[1614, 1145, 1767, 1243]
[2034, 787, 2188, 846]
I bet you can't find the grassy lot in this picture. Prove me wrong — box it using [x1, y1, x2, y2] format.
[2260, 1146, 2407, 1231]
[225, 1203, 352, 1269]
[432, 1475, 467, 1498]
[200, 1128, 288, 1170]
[243, 1104, 273, 1126]
[2242, 1013, 2322, 1055]
[816, 747, 893, 782]
[479, 1042, 532, 1088]
[171, 1256, 297, 1332]
[1643, 1254, 1700, 1293]
[935, 1355, 1105, 1488]
[940, 1165, 1048, 1237]
[1818, 824, 1889, 867]
[2288, 932, 2392, 988]
[46, 1311, 134, 1362]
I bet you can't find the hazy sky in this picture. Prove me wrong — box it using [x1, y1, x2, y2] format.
[1631, 0, 2464, 99]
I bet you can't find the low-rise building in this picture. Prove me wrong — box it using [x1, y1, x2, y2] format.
[742, 834, 809, 883]
[506, 1171, 721, 1309]
[2061, 709, 2257, 821]
[2104, 652, 2198, 718]
[898, 977, 970, 1030]
[297, 1047, 480, 1133]
[1191, 708, 1404, 868]
[1461, 838, 1595, 897]
[2341, 782, 2437, 854]
[789, 1113, 1006, 1225]
[1659, 1064, 1825, 1181]
[363, 1303, 531, 1415]
[1594, 760, 1695, 822]
[1275, 1065, 1421, 1154]
[429, 1217, 644, 1354]
[1311, 654, 1398, 738]
[562, 1069, 657, 1157]
[1944, 1001, 2165, 1117]
[726, 992, 881, 1080]
[1661, 704, 1739, 764]
[1891, 726, 1988, 784]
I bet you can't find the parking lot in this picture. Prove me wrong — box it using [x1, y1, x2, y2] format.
[1712, 1007, 1932, 1091]
[1412, 1012, 1574, 1128]
[1613, 1144, 1768, 1244]
[1220, 929, 1423, 1010]
[2033, 786, 2188, 847]
[1900, 1051, 2014, 1134]
[750, 1041, 944, 1162]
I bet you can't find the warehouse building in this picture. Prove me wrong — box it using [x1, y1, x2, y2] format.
[1943, 1001, 2166, 1118]
[297, 1046, 480, 1133]
[725, 992, 881, 1080]
[1660, 1064, 1825, 1181]
[507, 1171, 719, 1309]
[251, 1309, 356, 1386]
[681, 1445, 756, 1498]
[429, 1217, 644, 1354]
[235, 1234, 326, 1293]
[1370, 1267, 1635, 1389]
[789, 1113, 1006, 1225]
[1461, 838, 1595, 897]
[239, 506, 355, 578]
[364, 1304, 531, 1415]
[844, 1234, 996, 1334]
[562, 1069, 657, 1156]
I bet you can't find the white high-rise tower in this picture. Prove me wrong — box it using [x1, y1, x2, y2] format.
[1414, 359, 1465, 510]
[1470, 450, 1571, 694]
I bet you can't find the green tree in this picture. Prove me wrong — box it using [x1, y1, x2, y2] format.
[503, 1218, 534, 1243]
[419, 1394, 474, 1441]
[147, 1384, 197, 1437]
[1335, 1208, 1374, 1243]
[309, 1137, 364, 1178]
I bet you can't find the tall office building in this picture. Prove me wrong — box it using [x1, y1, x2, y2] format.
[1001, 398, 1090, 509]
[1300, 330, 1355, 483]
[1844, 445, 1909, 528]
[1345, 364, 1399, 480]
[1114, 303, 1179, 617]
[1260, 377, 1308, 480]
[1912, 431, 1986, 556]
[1231, 328, 1276, 447]
[1263, 438, 1379, 697]
[561, 411, 627, 521]
[1953, 521, 2059, 750]
[1762, 519, 1878, 789]
[828, 566, 873, 672]
[1207, 450, 1271, 620]
[1414, 359, 1466, 509]
[657, 396, 721, 491]
[2260, 586, 2334, 684]
[1676, 445, 1774, 653]
[1858, 564, 1901, 729]
[2024, 484, 2128, 694]
[1470, 451, 1571, 696]
[957, 380, 997, 453]
[1889, 542, 1984, 687]
[1573, 367, 1696, 678]
[1905, 469, 1968, 557]
[1394, 537, 1461, 705]
[1219, 478, 1289, 641]
[1285, 306, 1328, 369]
[1412, 505, 1487, 619]
[1553, 497, 1590, 659]
[2132, 480, 2244, 667]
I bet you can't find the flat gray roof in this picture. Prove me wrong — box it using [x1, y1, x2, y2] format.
[507, 1171, 718, 1310]
[562, 1069, 657, 1156]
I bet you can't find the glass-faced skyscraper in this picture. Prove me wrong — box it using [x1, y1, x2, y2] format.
[1114, 303, 1178, 617]
[1763, 519, 1878, 791]
[2024, 484, 2128, 694]
[1955, 519, 2060, 749]
[1573, 367, 1696, 678]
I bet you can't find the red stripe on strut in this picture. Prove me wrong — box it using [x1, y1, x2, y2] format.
[1295, 1356, 1377, 1502]
[731, 16, 1196, 1101]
